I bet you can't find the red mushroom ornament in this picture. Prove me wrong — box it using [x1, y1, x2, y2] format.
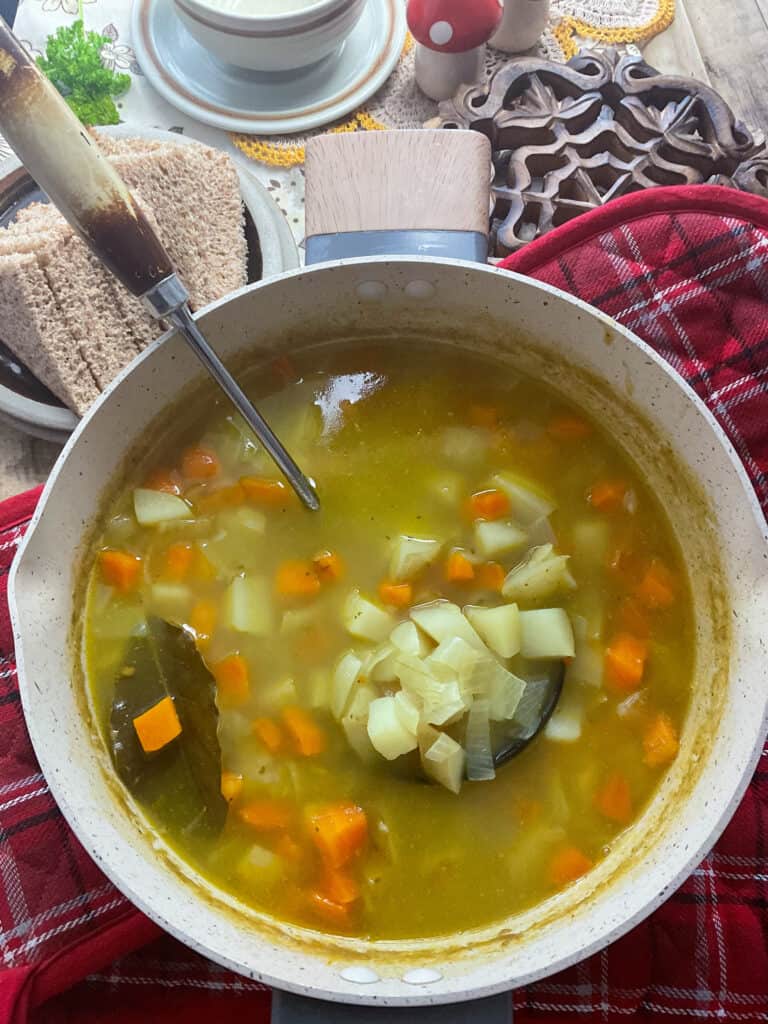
[407, 0, 503, 102]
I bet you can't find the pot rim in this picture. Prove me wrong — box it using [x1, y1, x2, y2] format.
[9, 257, 768, 1005]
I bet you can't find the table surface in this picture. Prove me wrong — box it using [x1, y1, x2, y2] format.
[2, 0, 767, 501]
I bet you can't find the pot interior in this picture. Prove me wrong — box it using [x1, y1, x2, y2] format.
[11, 259, 768, 1005]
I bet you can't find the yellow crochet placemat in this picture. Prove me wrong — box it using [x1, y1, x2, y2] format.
[232, 0, 675, 170]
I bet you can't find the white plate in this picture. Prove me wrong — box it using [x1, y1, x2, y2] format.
[131, 0, 406, 135]
[0, 125, 299, 443]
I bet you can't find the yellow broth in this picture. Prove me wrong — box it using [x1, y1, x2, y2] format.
[84, 343, 692, 939]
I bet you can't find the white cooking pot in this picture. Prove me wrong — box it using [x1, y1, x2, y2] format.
[1, 28, 766, 1020]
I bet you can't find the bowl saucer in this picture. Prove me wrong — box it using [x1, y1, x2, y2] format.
[131, 0, 406, 135]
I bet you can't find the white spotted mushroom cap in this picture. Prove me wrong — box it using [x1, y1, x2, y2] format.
[406, 0, 503, 53]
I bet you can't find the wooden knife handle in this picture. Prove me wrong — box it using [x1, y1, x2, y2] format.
[0, 18, 174, 297]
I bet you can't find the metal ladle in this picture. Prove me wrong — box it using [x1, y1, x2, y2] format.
[0, 19, 319, 512]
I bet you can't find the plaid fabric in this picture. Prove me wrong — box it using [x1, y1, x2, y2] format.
[0, 184, 766, 1022]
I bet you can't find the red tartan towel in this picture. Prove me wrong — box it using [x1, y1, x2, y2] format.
[1, 184, 767, 1023]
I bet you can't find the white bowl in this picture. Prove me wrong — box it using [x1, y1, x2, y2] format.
[10, 258, 768, 1008]
[173, 0, 367, 72]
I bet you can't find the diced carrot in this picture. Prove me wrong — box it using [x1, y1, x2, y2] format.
[99, 549, 142, 593]
[307, 891, 350, 927]
[220, 771, 244, 802]
[467, 404, 499, 429]
[588, 479, 628, 512]
[307, 803, 368, 869]
[323, 870, 361, 905]
[275, 560, 321, 599]
[312, 550, 344, 583]
[252, 717, 285, 754]
[213, 654, 250, 706]
[548, 845, 594, 887]
[239, 798, 293, 832]
[132, 696, 181, 754]
[604, 633, 648, 693]
[275, 833, 304, 864]
[643, 712, 679, 768]
[594, 773, 633, 824]
[181, 445, 220, 481]
[143, 467, 182, 495]
[445, 550, 476, 582]
[468, 488, 511, 521]
[378, 581, 413, 608]
[548, 414, 592, 442]
[189, 599, 217, 647]
[636, 558, 676, 610]
[477, 561, 506, 592]
[190, 547, 216, 582]
[616, 597, 651, 639]
[241, 476, 296, 507]
[162, 542, 193, 581]
[195, 483, 245, 514]
[282, 706, 326, 757]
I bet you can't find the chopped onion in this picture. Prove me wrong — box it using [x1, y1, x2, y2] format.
[566, 615, 604, 687]
[360, 643, 399, 684]
[491, 473, 556, 525]
[487, 668, 526, 721]
[519, 608, 575, 659]
[305, 669, 330, 710]
[427, 636, 481, 693]
[367, 696, 418, 760]
[389, 535, 443, 582]
[332, 650, 363, 719]
[341, 683, 377, 762]
[394, 690, 420, 734]
[527, 515, 557, 548]
[410, 600, 486, 652]
[223, 575, 272, 636]
[465, 698, 496, 781]
[390, 620, 433, 657]
[422, 680, 468, 727]
[501, 544, 575, 602]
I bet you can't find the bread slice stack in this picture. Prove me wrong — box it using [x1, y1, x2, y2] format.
[0, 134, 248, 415]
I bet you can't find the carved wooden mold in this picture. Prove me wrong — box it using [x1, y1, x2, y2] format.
[434, 49, 768, 255]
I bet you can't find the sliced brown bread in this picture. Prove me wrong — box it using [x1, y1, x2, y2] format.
[0, 251, 100, 413]
[110, 142, 247, 309]
[89, 131, 165, 159]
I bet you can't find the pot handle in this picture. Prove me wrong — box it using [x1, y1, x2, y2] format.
[304, 130, 492, 265]
[272, 990, 513, 1022]
[0, 18, 174, 297]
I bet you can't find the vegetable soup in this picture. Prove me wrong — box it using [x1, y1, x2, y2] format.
[84, 342, 692, 939]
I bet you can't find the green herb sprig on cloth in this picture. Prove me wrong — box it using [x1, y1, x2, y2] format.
[36, 19, 130, 126]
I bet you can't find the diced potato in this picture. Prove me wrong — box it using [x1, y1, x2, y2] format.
[342, 683, 377, 762]
[237, 844, 284, 888]
[464, 604, 521, 659]
[501, 544, 575, 603]
[149, 582, 191, 623]
[491, 473, 556, 525]
[367, 696, 418, 760]
[474, 520, 529, 559]
[261, 676, 298, 710]
[133, 488, 191, 526]
[223, 575, 272, 636]
[519, 608, 575, 659]
[566, 616, 604, 687]
[332, 650, 363, 719]
[343, 590, 395, 643]
[367, 644, 400, 685]
[217, 506, 267, 535]
[280, 606, 319, 635]
[571, 519, 610, 565]
[441, 425, 489, 465]
[423, 733, 466, 794]
[410, 600, 485, 652]
[427, 637, 481, 692]
[305, 669, 331, 710]
[389, 535, 443, 582]
[390, 620, 432, 657]
[544, 685, 583, 742]
[394, 690, 420, 734]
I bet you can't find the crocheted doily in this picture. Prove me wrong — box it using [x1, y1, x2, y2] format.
[232, 0, 675, 170]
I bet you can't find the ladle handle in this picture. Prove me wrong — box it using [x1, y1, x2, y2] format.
[0, 18, 173, 297]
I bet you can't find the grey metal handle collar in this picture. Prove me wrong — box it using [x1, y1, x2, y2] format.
[272, 991, 513, 1022]
[305, 229, 489, 265]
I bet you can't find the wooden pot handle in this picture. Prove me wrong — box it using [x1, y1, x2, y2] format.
[0, 18, 174, 297]
[304, 129, 492, 264]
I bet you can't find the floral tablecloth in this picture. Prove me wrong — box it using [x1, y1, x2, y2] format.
[6, 0, 676, 249]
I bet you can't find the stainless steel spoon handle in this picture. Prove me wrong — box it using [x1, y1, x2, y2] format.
[0, 18, 319, 511]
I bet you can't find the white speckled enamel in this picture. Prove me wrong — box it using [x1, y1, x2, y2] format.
[9, 259, 768, 1008]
